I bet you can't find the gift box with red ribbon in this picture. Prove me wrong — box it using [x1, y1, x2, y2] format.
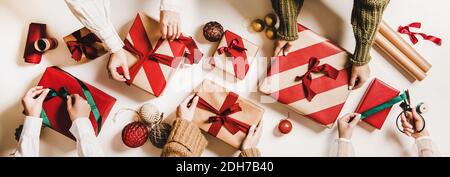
[192, 80, 264, 149]
[210, 30, 259, 80]
[259, 24, 351, 127]
[63, 27, 108, 62]
[122, 13, 203, 97]
[355, 78, 400, 129]
[37, 66, 116, 140]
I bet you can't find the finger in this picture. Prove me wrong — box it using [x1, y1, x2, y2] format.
[161, 23, 168, 39]
[29, 89, 45, 98]
[404, 128, 415, 134]
[167, 25, 173, 41]
[283, 42, 293, 55]
[189, 96, 199, 110]
[340, 113, 352, 122]
[66, 95, 73, 110]
[36, 89, 50, 102]
[109, 68, 126, 82]
[353, 78, 366, 90]
[181, 94, 196, 106]
[412, 109, 421, 122]
[171, 24, 178, 41]
[273, 42, 283, 57]
[349, 114, 361, 126]
[176, 24, 181, 39]
[349, 74, 357, 90]
[121, 65, 131, 80]
[246, 125, 257, 138]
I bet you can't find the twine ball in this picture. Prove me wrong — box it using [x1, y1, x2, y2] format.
[121, 121, 148, 148]
[139, 103, 162, 125]
[203, 21, 224, 42]
[149, 122, 172, 149]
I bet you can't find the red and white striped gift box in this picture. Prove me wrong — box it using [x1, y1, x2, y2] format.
[259, 24, 351, 127]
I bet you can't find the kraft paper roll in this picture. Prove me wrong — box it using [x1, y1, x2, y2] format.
[379, 21, 432, 73]
[374, 33, 426, 81]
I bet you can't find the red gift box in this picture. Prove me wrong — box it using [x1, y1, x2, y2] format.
[63, 27, 108, 62]
[355, 78, 400, 129]
[37, 66, 116, 140]
[122, 13, 203, 97]
[259, 24, 351, 127]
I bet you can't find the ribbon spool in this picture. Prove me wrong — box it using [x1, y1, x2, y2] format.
[34, 38, 58, 53]
[416, 102, 428, 114]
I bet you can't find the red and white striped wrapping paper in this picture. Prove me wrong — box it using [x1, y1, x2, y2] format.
[259, 24, 351, 127]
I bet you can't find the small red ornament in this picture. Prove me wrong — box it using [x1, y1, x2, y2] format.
[278, 119, 293, 134]
[122, 121, 148, 148]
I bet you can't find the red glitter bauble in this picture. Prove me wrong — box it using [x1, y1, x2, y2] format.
[278, 119, 293, 134]
[121, 122, 148, 148]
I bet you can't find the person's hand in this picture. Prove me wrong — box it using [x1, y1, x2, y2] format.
[66, 94, 91, 122]
[22, 86, 50, 117]
[108, 49, 130, 82]
[401, 109, 429, 139]
[176, 94, 199, 122]
[160, 10, 181, 41]
[241, 120, 263, 151]
[349, 64, 370, 90]
[337, 113, 361, 140]
[273, 39, 293, 56]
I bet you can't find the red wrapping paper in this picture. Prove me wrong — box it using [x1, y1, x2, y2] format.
[37, 66, 116, 140]
[355, 78, 400, 129]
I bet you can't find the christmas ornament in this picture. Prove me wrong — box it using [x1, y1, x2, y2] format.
[265, 27, 276, 40]
[278, 119, 293, 134]
[139, 103, 163, 126]
[148, 122, 172, 149]
[251, 19, 266, 32]
[203, 21, 224, 42]
[264, 13, 277, 27]
[121, 121, 148, 148]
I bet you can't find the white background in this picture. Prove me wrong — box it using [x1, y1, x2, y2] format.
[1, 0, 449, 157]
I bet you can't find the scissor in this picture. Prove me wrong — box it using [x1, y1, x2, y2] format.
[395, 90, 426, 133]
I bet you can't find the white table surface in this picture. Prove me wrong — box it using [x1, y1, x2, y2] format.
[1, 0, 449, 157]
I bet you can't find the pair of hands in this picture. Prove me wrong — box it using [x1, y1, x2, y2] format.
[107, 10, 181, 82]
[176, 94, 263, 151]
[22, 86, 91, 122]
[337, 110, 428, 140]
[274, 40, 370, 90]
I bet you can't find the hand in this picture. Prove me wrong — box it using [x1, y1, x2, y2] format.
[160, 10, 181, 41]
[273, 39, 293, 56]
[337, 113, 361, 140]
[241, 120, 263, 151]
[349, 64, 370, 90]
[108, 49, 130, 82]
[22, 86, 50, 117]
[401, 109, 429, 139]
[66, 94, 91, 122]
[176, 94, 199, 122]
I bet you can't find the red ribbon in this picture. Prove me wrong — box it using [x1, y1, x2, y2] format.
[217, 38, 247, 55]
[23, 23, 46, 64]
[295, 57, 339, 101]
[398, 22, 442, 46]
[177, 35, 203, 64]
[212, 31, 250, 79]
[196, 92, 251, 137]
[66, 32, 102, 61]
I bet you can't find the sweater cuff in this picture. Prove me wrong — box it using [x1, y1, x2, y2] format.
[22, 116, 43, 139]
[239, 148, 261, 157]
[167, 119, 208, 156]
[69, 117, 96, 140]
[277, 18, 299, 41]
[351, 40, 372, 66]
[97, 26, 124, 53]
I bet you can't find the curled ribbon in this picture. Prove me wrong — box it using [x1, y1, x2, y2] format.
[196, 92, 250, 137]
[398, 22, 442, 46]
[67, 32, 102, 61]
[295, 57, 339, 101]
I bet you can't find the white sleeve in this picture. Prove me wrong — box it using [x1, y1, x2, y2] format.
[160, 0, 180, 12]
[69, 118, 104, 157]
[14, 116, 43, 157]
[329, 138, 355, 157]
[415, 136, 440, 157]
[64, 0, 124, 52]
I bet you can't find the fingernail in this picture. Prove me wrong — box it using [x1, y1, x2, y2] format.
[348, 86, 353, 90]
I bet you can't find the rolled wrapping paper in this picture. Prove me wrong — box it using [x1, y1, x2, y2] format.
[374, 33, 426, 81]
[379, 21, 432, 73]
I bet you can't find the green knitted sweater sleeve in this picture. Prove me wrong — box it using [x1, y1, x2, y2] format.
[351, 0, 390, 65]
[271, 0, 304, 41]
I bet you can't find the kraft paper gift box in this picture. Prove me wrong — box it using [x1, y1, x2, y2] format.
[192, 80, 264, 149]
[37, 66, 116, 140]
[259, 24, 351, 128]
[210, 30, 259, 80]
[122, 13, 202, 97]
[63, 27, 108, 62]
[355, 78, 401, 129]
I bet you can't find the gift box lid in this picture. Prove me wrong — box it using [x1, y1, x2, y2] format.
[37, 66, 116, 140]
[355, 78, 400, 129]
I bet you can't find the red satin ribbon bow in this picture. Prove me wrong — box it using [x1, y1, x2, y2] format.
[123, 38, 176, 85]
[177, 35, 203, 64]
[217, 38, 247, 55]
[67, 32, 102, 61]
[398, 22, 442, 46]
[215, 37, 249, 79]
[295, 57, 339, 101]
[196, 92, 251, 137]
